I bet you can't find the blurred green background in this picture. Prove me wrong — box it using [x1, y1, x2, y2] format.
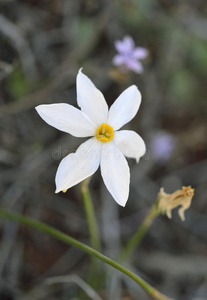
[0, 0, 207, 299]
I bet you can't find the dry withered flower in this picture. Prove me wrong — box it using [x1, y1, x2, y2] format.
[158, 186, 194, 221]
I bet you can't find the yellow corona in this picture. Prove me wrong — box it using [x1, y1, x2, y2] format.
[96, 123, 114, 142]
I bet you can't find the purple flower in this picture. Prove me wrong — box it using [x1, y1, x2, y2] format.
[112, 36, 148, 74]
[151, 131, 176, 162]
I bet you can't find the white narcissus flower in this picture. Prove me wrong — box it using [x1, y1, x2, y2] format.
[35, 70, 146, 207]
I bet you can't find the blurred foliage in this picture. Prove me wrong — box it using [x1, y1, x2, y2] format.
[76, 18, 95, 44]
[6, 66, 30, 99]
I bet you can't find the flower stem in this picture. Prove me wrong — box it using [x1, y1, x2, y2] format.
[121, 203, 159, 261]
[81, 177, 101, 251]
[0, 209, 173, 300]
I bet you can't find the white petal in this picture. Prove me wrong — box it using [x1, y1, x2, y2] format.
[36, 103, 96, 137]
[55, 138, 102, 193]
[100, 142, 130, 206]
[76, 69, 108, 126]
[107, 85, 141, 130]
[114, 130, 146, 163]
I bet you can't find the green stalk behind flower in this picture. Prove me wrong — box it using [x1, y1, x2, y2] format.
[81, 177, 101, 251]
[121, 202, 159, 261]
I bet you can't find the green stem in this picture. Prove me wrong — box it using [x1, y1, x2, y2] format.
[0, 209, 173, 300]
[121, 203, 159, 261]
[81, 177, 100, 251]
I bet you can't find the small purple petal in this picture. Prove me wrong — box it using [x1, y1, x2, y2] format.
[133, 47, 149, 60]
[122, 35, 135, 52]
[112, 54, 126, 66]
[126, 60, 143, 73]
[115, 40, 128, 54]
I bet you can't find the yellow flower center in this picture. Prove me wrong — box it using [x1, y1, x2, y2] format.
[96, 123, 114, 142]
